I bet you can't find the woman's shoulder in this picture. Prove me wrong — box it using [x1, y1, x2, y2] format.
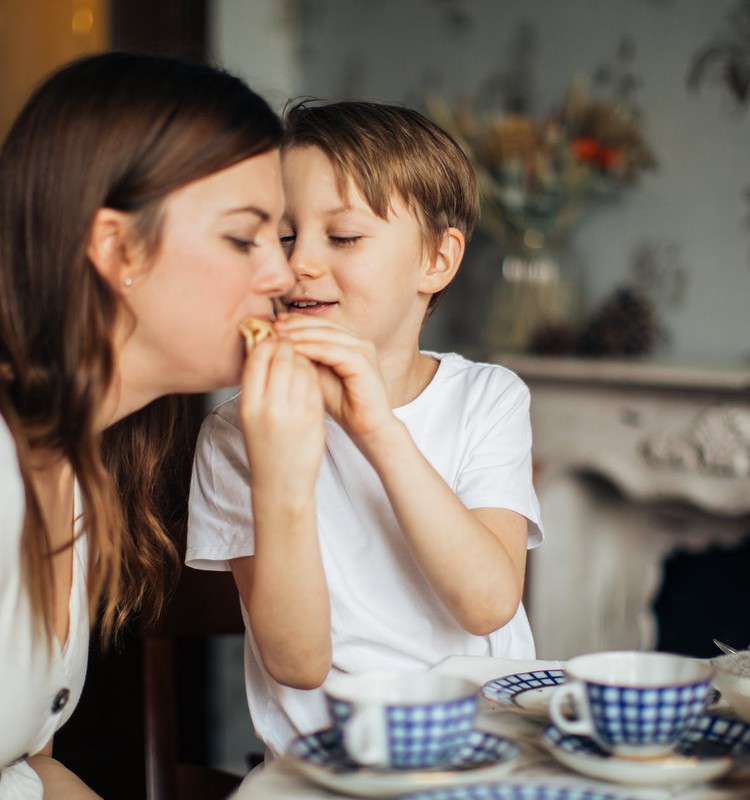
[0, 412, 23, 484]
[0, 412, 26, 565]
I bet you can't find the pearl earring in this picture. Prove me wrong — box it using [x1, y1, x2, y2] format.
[122, 277, 133, 287]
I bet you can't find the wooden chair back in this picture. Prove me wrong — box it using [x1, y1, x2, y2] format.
[142, 563, 246, 800]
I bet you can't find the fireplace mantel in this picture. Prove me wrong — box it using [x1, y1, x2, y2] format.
[488, 354, 750, 659]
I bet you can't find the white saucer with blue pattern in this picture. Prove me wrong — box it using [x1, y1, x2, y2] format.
[542, 712, 750, 786]
[397, 783, 638, 800]
[285, 727, 520, 798]
[481, 670, 566, 716]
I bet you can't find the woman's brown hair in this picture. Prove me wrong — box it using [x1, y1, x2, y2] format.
[282, 99, 480, 315]
[0, 52, 283, 641]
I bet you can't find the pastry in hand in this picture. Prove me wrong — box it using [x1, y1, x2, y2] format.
[238, 317, 276, 352]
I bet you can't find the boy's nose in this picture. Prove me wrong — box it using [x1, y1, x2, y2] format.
[288, 247, 326, 280]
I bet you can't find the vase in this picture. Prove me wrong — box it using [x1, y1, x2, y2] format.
[481, 229, 579, 354]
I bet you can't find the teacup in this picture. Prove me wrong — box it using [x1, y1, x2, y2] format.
[549, 651, 713, 759]
[323, 670, 478, 769]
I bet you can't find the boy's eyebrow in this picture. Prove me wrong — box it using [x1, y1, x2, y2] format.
[221, 205, 270, 221]
[322, 204, 375, 217]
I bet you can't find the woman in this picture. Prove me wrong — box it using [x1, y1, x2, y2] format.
[0, 52, 322, 798]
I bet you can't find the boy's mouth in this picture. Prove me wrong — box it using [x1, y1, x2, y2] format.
[285, 298, 337, 313]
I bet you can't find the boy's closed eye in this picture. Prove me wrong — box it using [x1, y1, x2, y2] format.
[328, 235, 361, 247]
[277, 232, 363, 249]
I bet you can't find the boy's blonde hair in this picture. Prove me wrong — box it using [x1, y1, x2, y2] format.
[282, 99, 480, 314]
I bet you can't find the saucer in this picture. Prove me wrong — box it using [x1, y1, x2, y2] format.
[286, 726, 520, 799]
[542, 712, 750, 787]
[481, 669, 566, 716]
[397, 783, 638, 800]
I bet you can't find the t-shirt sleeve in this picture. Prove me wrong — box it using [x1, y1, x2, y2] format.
[455, 372, 543, 548]
[186, 408, 256, 571]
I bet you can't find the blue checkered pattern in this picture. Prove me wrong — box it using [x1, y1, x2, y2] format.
[326, 693, 478, 769]
[397, 783, 634, 800]
[384, 694, 478, 767]
[447, 729, 519, 769]
[585, 679, 711, 748]
[544, 711, 750, 761]
[288, 726, 519, 774]
[482, 670, 566, 707]
[676, 712, 750, 756]
[543, 723, 609, 758]
[288, 727, 359, 774]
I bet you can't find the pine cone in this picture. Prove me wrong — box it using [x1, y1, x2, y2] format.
[530, 322, 577, 356]
[576, 286, 659, 357]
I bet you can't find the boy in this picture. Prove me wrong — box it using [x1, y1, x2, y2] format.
[187, 100, 543, 759]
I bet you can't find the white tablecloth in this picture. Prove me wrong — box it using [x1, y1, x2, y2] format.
[232, 656, 750, 800]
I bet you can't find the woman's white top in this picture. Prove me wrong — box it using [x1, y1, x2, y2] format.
[188, 352, 544, 757]
[0, 415, 89, 799]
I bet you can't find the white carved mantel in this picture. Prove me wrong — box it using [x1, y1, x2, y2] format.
[494, 355, 750, 661]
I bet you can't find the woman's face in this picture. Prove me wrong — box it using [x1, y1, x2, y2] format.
[119, 149, 292, 398]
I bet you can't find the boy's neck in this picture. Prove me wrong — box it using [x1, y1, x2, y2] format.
[379, 348, 439, 409]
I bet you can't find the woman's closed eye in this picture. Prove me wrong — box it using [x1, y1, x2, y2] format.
[225, 235, 258, 254]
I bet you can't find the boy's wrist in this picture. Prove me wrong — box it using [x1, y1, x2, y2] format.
[353, 416, 412, 464]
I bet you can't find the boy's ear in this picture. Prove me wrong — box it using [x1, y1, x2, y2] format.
[419, 227, 465, 295]
[86, 208, 139, 291]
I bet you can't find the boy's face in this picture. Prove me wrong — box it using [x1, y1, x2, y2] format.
[280, 145, 431, 351]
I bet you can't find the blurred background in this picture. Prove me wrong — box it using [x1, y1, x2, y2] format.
[4, 0, 750, 365]
[2, 0, 749, 795]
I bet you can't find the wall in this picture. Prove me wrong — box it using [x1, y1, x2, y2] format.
[210, 0, 299, 112]
[213, 0, 750, 366]
[298, 0, 750, 365]
[0, 0, 108, 140]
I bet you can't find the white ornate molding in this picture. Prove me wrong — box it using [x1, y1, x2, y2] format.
[483, 354, 750, 659]
[492, 354, 750, 517]
[643, 404, 750, 479]
[488, 354, 750, 393]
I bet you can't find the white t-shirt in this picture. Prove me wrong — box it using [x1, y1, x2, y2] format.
[0, 415, 89, 799]
[187, 352, 543, 757]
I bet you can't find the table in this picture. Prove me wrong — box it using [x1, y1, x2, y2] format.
[232, 656, 750, 800]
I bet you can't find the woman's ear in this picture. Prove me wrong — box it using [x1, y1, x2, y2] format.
[419, 227, 465, 295]
[87, 208, 138, 290]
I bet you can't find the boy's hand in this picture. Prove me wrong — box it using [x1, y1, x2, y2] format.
[239, 337, 325, 497]
[274, 315, 394, 442]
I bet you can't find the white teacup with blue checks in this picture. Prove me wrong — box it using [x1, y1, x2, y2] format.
[549, 651, 713, 759]
[323, 671, 478, 769]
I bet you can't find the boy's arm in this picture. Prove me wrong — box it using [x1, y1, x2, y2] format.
[356, 420, 528, 636]
[277, 318, 529, 636]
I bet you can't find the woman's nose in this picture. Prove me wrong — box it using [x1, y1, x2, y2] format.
[256, 240, 295, 296]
